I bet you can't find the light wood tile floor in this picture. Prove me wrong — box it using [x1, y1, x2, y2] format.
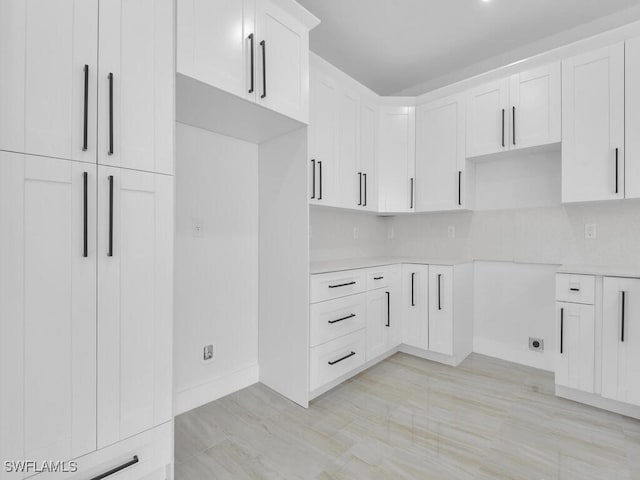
[175, 353, 640, 479]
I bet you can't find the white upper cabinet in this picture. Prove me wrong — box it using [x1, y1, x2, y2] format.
[1, 153, 97, 473]
[555, 302, 595, 393]
[336, 87, 361, 208]
[178, 0, 318, 124]
[602, 277, 640, 406]
[97, 167, 173, 448]
[510, 63, 561, 150]
[359, 100, 378, 211]
[178, 0, 255, 102]
[626, 36, 640, 199]
[415, 94, 466, 212]
[377, 105, 416, 213]
[0, 0, 98, 163]
[466, 78, 510, 158]
[98, 0, 175, 175]
[562, 44, 625, 203]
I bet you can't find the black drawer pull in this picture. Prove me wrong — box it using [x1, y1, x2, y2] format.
[328, 314, 356, 324]
[386, 291, 390, 327]
[328, 351, 356, 366]
[569, 287, 580, 292]
[328, 281, 355, 289]
[108, 175, 114, 257]
[363, 173, 367, 206]
[83, 171, 88, 257]
[90, 455, 139, 480]
[108, 73, 114, 155]
[374, 276, 384, 280]
[83, 65, 89, 151]
[411, 272, 415, 307]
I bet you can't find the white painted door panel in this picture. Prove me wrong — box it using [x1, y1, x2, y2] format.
[337, 89, 360, 209]
[510, 63, 561, 150]
[562, 44, 624, 203]
[402, 265, 429, 350]
[0, 0, 98, 162]
[416, 95, 465, 212]
[177, 0, 255, 102]
[428, 266, 454, 356]
[626, 36, 640, 199]
[466, 78, 510, 158]
[0, 153, 97, 476]
[360, 101, 377, 211]
[555, 302, 595, 393]
[97, 167, 173, 447]
[602, 277, 640, 406]
[98, 0, 175, 175]
[366, 289, 390, 361]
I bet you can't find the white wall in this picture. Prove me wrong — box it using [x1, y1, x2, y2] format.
[174, 123, 259, 414]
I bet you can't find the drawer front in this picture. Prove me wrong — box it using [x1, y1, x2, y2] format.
[366, 265, 400, 290]
[556, 274, 595, 304]
[310, 270, 366, 303]
[310, 294, 366, 347]
[310, 330, 365, 391]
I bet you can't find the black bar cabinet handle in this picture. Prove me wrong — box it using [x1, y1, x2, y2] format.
[615, 148, 619, 194]
[512, 106, 516, 145]
[328, 281, 355, 289]
[328, 351, 356, 366]
[501, 108, 505, 147]
[260, 40, 266, 99]
[358, 172, 362, 206]
[108, 73, 114, 156]
[621, 291, 626, 343]
[437, 274, 442, 311]
[328, 314, 356, 324]
[386, 291, 390, 327]
[83, 172, 88, 257]
[411, 272, 415, 307]
[108, 175, 114, 257]
[83, 65, 89, 151]
[560, 308, 564, 354]
[311, 159, 316, 199]
[248, 33, 255, 94]
[318, 161, 323, 200]
[90, 456, 139, 480]
[363, 173, 367, 206]
[458, 171, 462, 206]
[410, 178, 414, 209]
[569, 287, 580, 292]
[374, 276, 384, 280]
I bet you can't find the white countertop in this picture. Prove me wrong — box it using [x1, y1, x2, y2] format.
[557, 264, 640, 278]
[310, 257, 472, 275]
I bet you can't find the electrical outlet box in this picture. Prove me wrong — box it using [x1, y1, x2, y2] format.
[529, 337, 544, 352]
[203, 344, 214, 361]
[192, 219, 203, 238]
[447, 226, 455, 238]
[585, 223, 597, 240]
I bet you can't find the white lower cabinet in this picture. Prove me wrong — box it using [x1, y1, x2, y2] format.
[602, 277, 640, 406]
[310, 294, 366, 347]
[555, 302, 595, 393]
[402, 264, 429, 350]
[428, 266, 454, 356]
[310, 330, 365, 391]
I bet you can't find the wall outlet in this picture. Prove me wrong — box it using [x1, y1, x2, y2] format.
[203, 344, 214, 361]
[192, 219, 203, 238]
[447, 226, 456, 238]
[585, 223, 597, 240]
[353, 226, 359, 240]
[529, 337, 544, 352]
[388, 227, 395, 240]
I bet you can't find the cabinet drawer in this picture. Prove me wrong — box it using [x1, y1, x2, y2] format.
[310, 330, 365, 391]
[556, 274, 595, 304]
[366, 265, 399, 290]
[310, 294, 366, 347]
[310, 270, 366, 303]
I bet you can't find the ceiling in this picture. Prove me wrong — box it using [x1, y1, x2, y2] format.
[298, 0, 640, 95]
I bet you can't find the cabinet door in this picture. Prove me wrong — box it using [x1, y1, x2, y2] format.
[366, 289, 391, 361]
[309, 69, 338, 206]
[360, 101, 377, 211]
[97, 167, 173, 447]
[555, 302, 595, 393]
[0, 0, 98, 162]
[466, 78, 510, 158]
[255, 0, 310, 123]
[626, 37, 640, 199]
[416, 95, 465, 212]
[177, 0, 255, 102]
[602, 277, 640, 406]
[510, 63, 561, 150]
[402, 265, 429, 350]
[377, 106, 416, 213]
[0, 153, 97, 471]
[98, 0, 175, 175]
[428, 266, 454, 356]
[562, 44, 624, 203]
[337, 88, 361, 209]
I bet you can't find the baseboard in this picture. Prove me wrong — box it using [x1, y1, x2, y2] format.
[174, 363, 259, 415]
[398, 344, 465, 367]
[556, 385, 640, 420]
[473, 337, 553, 372]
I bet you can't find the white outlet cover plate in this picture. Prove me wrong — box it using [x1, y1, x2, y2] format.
[585, 223, 597, 240]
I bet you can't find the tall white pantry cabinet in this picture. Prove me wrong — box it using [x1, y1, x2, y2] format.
[0, 1, 175, 479]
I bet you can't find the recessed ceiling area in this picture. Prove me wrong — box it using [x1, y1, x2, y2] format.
[298, 0, 640, 95]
